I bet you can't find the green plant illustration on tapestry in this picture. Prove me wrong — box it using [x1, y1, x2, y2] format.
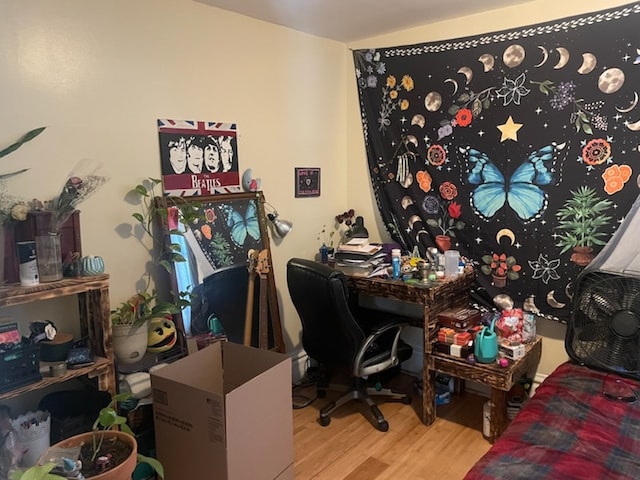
[554, 186, 613, 254]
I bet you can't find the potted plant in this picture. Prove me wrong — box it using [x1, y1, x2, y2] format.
[481, 253, 521, 287]
[555, 186, 613, 266]
[424, 182, 465, 252]
[111, 178, 200, 364]
[45, 393, 163, 480]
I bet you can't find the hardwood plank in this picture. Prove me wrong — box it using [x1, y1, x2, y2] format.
[293, 375, 491, 480]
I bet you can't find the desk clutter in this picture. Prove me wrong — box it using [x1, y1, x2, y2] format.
[433, 307, 537, 366]
[333, 244, 473, 281]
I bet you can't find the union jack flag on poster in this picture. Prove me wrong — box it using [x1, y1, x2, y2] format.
[157, 119, 242, 196]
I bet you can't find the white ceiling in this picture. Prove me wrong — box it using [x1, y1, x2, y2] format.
[193, 0, 533, 43]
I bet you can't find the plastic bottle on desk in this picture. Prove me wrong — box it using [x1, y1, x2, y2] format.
[391, 249, 401, 279]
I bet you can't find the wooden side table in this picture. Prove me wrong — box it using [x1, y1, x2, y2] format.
[430, 337, 542, 442]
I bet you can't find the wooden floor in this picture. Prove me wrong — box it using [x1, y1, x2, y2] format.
[292, 374, 491, 480]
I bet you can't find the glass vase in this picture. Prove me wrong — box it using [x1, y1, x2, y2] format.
[35, 232, 63, 282]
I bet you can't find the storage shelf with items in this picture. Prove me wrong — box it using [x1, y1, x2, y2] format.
[0, 274, 115, 400]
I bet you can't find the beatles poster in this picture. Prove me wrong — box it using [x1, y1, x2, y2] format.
[158, 119, 242, 196]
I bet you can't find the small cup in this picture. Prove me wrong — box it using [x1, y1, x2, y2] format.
[49, 362, 67, 377]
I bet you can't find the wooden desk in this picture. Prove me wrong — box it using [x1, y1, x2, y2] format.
[345, 270, 475, 424]
[432, 337, 542, 442]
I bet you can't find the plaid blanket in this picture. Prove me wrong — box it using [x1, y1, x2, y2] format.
[465, 362, 640, 480]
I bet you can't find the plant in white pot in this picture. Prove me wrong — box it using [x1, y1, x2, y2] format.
[111, 178, 200, 364]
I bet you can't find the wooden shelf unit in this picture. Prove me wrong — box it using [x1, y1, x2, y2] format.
[0, 274, 116, 400]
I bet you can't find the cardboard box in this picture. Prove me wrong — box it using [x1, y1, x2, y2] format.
[151, 341, 293, 480]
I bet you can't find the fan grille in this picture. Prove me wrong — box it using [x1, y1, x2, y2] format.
[568, 272, 640, 379]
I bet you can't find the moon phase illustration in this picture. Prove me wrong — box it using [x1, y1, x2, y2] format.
[457, 66, 473, 84]
[577, 52, 597, 74]
[553, 47, 570, 69]
[425, 91, 442, 111]
[405, 135, 419, 147]
[408, 215, 422, 229]
[411, 114, 426, 127]
[547, 290, 566, 309]
[478, 53, 495, 72]
[616, 91, 639, 113]
[496, 228, 516, 246]
[625, 118, 640, 131]
[444, 78, 459, 95]
[598, 68, 625, 94]
[401, 196, 414, 209]
[503, 44, 525, 68]
[534, 46, 549, 67]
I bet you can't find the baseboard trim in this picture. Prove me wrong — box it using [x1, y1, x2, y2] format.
[531, 372, 548, 396]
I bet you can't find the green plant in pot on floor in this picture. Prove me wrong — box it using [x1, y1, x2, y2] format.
[111, 178, 201, 364]
[44, 393, 163, 479]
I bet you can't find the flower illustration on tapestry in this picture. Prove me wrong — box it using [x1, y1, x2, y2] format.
[528, 254, 560, 284]
[378, 74, 414, 132]
[423, 182, 465, 238]
[580, 138, 613, 169]
[496, 73, 530, 106]
[354, 49, 386, 89]
[530, 78, 608, 134]
[438, 86, 495, 140]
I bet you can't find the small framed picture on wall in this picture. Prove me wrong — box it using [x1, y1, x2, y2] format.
[295, 167, 321, 197]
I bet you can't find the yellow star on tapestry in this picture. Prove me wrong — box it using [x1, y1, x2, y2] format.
[497, 116, 523, 142]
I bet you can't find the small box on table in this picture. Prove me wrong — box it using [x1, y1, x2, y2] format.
[434, 341, 473, 359]
[499, 342, 525, 360]
[437, 307, 481, 330]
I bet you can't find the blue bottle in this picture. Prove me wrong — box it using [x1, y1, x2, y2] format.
[391, 249, 401, 279]
[319, 244, 329, 264]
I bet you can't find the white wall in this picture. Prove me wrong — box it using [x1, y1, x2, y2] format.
[345, 0, 634, 375]
[1, 0, 350, 362]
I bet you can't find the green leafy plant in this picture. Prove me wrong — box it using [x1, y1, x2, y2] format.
[8, 463, 64, 480]
[91, 393, 164, 478]
[481, 253, 521, 280]
[555, 186, 613, 253]
[0, 127, 46, 225]
[111, 178, 202, 326]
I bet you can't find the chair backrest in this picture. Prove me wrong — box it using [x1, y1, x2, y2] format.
[287, 258, 366, 369]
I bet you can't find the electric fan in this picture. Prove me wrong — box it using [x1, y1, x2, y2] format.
[566, 195, 640, 381]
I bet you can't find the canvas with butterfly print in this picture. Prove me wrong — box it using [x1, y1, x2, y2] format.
[354, 3, 640, 322]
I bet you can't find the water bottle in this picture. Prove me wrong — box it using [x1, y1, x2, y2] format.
[391, 249, 401, 279]
[319, 243, 328, 264]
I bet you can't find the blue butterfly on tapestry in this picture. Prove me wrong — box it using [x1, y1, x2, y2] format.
[222, 201, 261, 245]
[460, 142, 566, 222]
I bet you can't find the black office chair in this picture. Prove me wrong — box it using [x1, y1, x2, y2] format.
[286, 258, 413, 432]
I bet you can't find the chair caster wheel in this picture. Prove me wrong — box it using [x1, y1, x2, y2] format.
[376, 421, 389, 432]
[319, 416, 331, 427]
[401, 395, 412, 405]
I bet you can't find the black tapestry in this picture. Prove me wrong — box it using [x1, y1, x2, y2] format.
[353, 3, 640, 322]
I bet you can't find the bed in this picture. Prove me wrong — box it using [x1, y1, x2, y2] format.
[465, 361, 640, 480]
